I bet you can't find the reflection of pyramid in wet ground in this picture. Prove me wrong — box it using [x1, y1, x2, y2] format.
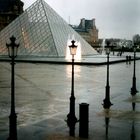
[0, 0, 97, 57]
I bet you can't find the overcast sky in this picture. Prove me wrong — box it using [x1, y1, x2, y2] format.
[22, 0, 140, 40]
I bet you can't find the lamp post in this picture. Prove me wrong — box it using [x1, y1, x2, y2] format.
[66, 40, 78, 136]
[103, 41, 112, 109]
[6, 36, 19, 140]
[131, 43, 138, 96]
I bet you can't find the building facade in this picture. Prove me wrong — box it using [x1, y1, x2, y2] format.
[0, 0, 24, 31]
[72, 18, 99, 47]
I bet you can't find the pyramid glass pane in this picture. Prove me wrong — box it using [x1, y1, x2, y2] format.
[0, 0, 97, 57]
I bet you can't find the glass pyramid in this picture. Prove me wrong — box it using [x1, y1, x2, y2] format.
[0, 0, 97, 57]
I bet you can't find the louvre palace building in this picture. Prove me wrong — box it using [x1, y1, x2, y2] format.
[72, 18, 99, 47]
[0, 0, 24, 31]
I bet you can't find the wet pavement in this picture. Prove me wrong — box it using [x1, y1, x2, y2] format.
[0, 56, 140, 140]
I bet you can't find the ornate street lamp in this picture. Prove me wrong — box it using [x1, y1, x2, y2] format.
[6, 36, 19, 140]
[66, 40, 78, 136]
[131, 43, 138, 96]
[103, 41, 113, 109]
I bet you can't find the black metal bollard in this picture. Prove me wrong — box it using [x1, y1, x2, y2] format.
[79, 103, 89, 138]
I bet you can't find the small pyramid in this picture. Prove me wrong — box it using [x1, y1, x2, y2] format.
[0, 0, 97, 57]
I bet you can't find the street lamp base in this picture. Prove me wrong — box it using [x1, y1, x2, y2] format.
[66, 113, 78, 136]
[102, 99, 113, 109]
[131, 87, 138, 96]
[66, 113, 78, 126]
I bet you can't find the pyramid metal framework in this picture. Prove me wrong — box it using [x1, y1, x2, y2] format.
[0, 0, 97, 57]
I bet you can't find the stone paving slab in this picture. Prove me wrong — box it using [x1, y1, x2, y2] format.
[0, 57, 140, 140]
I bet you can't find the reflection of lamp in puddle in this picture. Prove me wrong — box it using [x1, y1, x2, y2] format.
[132, 102, 136, 111]
[131, 121, 136, 140]
[105, 117, 110, 137]
[66, 65, 81, 78]
[66, 40, 78, 136]
[104, 109, 110, 137]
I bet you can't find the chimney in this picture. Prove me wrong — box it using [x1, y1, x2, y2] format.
[81, 18, 85, 29]
[92, 18, 95, 27]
